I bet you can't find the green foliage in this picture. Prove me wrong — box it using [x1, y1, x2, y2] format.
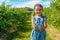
[0, 4, 32, 40]
[43, 0, 60, 30]
[1, 0, 60, 39]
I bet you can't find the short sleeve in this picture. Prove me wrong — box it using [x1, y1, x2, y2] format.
[43, 16, 46, 20]
[31, 16, 36, 21]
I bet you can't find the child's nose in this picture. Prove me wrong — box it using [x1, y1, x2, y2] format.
[37, 11, 40, 13]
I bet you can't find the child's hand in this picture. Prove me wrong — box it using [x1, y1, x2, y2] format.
[39, 26, 43, 31]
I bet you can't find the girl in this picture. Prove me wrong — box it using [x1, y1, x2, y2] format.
[30, 4, 47, 40]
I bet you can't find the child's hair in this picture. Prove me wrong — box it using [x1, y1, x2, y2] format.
[33, 4, 43, 16]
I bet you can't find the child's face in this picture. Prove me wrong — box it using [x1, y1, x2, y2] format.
[34, 6, 43, 16]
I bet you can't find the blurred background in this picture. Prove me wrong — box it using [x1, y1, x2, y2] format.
[0, 0, 60, 40]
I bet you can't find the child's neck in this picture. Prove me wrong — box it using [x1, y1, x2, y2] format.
[35, 15, 41, 18]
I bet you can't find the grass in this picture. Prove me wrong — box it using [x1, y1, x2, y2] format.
[46, 30, 53, 40]
[12, 31, 31, 40]
[11, 29, 53, 40]
[5, 21, 53, 40]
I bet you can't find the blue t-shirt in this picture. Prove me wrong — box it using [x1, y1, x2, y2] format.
[32, 16, 46, 29]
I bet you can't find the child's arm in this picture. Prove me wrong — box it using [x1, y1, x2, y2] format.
[43, 20, 47, 29]
[39, 19, 47, 31]
[31, 18, 35, 29]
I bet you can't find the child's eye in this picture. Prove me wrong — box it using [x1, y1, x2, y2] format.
[36, 9, 42, 11]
